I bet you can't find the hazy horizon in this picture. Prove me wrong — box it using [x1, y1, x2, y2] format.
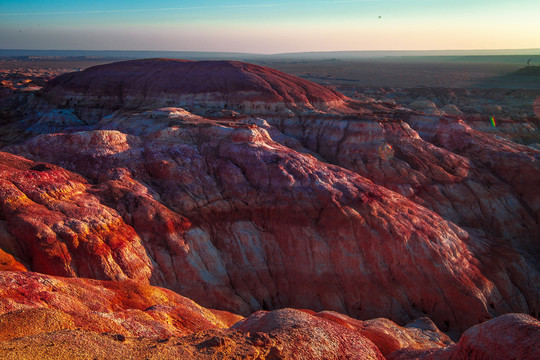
[1, 0, 539, 54]
[2, 48, 540, 59]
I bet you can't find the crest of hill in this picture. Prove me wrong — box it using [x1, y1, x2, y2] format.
[42, 58, 352, 113]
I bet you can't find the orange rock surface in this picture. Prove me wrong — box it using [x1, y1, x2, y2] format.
[0, 271, 239, 339]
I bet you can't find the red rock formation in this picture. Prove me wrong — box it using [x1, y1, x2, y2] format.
[388, 313, 540, 360]
[0, 248, 26, 271]
[42, 58, 361, 117]
[1, 58, 539, 356]
[312, 311, 452, 357]
[6, 107, 539, 335]
[0, 151, 152, 282]
[32, 59, 540, 257]
[0, 270, 239, 339]
[267, 113, 540, 251]
[233, 308, 385, 359]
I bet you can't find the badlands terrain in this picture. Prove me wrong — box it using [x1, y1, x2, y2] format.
[0, 55, 539, 359]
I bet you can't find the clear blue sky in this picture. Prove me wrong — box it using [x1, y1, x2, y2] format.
[1, 0, 539, 53]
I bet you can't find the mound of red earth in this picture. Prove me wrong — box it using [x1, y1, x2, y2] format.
[41, 58, 371, 118]
[1, 59, 539, 358]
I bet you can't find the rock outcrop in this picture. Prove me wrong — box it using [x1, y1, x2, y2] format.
[388, 313, 540, 360]
[0, 151, 153, 282]
[232, 308, 385, 359]
[41, 58, 364, 118]
[0, 271, 239, 339]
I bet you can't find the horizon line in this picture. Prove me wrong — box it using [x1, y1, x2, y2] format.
[2, 47, 540, 54]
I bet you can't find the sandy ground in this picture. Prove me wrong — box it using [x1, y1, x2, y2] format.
[258, 59, 532, 88]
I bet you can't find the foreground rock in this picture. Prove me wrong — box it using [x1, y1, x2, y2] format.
[232, 308, 385, 359]
[0, 271, 239, 339]
[389, 313, 540, 360]
[0, 270, 448, 359]
[1, 280, 537, 360]
[310, 311, 452, 357]
[0, 329, 284, 360]
[233, 308, 453, 358]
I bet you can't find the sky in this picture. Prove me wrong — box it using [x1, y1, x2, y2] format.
[1, 0, 539, 53]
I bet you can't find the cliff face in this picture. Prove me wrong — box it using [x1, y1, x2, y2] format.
[1, 59, 539, 358]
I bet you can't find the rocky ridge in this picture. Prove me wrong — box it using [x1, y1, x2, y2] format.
[342, 86, 540, 146]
